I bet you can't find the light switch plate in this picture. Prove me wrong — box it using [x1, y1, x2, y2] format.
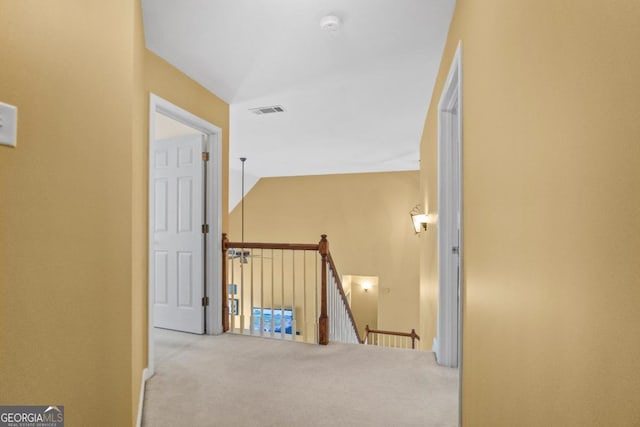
[0, 101, 18, 147]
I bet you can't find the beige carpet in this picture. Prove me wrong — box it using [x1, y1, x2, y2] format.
[143, 329, 458, 427]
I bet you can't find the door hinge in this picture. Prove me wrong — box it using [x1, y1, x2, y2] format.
[202, 152, 210, 161]
[202, 296, 209, 306]
[202, 224, 209, 234]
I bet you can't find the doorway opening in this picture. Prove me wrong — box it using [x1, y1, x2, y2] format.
[147, 94, 223, 377]
[342, 275, 379, 339]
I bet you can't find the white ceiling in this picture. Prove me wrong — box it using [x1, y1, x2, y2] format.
[142, 0, 455, 210]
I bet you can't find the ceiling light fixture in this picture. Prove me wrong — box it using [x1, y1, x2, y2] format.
[320, 15, 341, 32]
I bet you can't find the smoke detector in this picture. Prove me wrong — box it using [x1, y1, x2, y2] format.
[320, 15, 341, 32]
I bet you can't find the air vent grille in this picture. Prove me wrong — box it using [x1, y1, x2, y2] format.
[249, 105, 286, 115]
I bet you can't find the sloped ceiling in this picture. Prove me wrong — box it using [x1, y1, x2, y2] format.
[142, 0, 455, 210]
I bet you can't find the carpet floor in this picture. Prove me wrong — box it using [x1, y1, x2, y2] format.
[142, 328, 458, 427]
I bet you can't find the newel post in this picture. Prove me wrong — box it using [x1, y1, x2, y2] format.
[410, 328, 418, 349]
[222, 233, 229, 332]
[318, 234, 329, 345]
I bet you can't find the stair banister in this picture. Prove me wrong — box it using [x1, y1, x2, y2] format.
[318, 234, 329, 345]
[222, 233, 360, 345]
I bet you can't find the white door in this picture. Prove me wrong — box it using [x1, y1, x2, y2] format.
[152, 135, 205, 334]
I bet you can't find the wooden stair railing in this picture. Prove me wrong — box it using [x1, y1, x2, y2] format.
[221, 233, 360, 345]
[363, 325, 421, 349]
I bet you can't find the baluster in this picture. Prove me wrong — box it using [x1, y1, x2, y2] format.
[338, 304, 342, 342]
[331, 272, 336, 341]
[338, 300, 342, 342]
[291, 250, 296, 341]
[229, 248, 235, 332]
[222, 234, 229, 332]
[240, 248, 245, 333]
[315, 252, 319, 343]
[280, 249, 285, 340]
[340, 297, 343, 341]
[303, 251, 307, 343]
[328, 270, 333, 341]
[335, 287, 339, 342]
[270, 249, 275, 337]
[330, 273, 334, 341]
[252, 249, 264, 336]
[249, 253, 254, 335]
[341, 298, 345, 342]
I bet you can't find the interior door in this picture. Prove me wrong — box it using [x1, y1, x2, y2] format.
[152, 135, 205, 334]
[437, 96, 461, 367]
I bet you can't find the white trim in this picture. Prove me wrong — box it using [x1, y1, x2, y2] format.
[436, 41, 462, 368]
[135, 368, 151, 427]
[147, 94, 223, 377]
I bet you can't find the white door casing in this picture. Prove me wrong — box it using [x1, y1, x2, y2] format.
[152, 135, 205, 334]
[436, 42, 462, 370]
[147, 93, 223, 378]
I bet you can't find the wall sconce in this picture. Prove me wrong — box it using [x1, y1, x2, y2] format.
[362, 282, 372, 292]
[410, 205, 430, 234]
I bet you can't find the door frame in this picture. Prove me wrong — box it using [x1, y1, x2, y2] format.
[436, 41, 463, 371]
[147, 93, 223, 377]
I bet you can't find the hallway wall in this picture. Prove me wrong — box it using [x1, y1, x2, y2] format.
[0, 2, 230, 425]
[0, 2, 137, 425]
[420, 0, 640, 425]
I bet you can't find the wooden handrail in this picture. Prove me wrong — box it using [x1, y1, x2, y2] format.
[364, 325, 421, 349]
[326, 252, 361, 344]
[223, 241, 319, 251]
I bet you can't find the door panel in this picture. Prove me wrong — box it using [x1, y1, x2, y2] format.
[154, 251, 169, 305]
[152, 135, 204, 334]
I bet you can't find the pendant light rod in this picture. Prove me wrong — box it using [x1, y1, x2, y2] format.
[240, 157, 247, 244]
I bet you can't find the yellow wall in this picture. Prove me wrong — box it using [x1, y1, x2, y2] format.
[420, 0, 640, 424]
[131, 1, 146, 422]
[228, 171, 421, 336]
[0, 1, 135, 425]
[0, 2, 229, 425]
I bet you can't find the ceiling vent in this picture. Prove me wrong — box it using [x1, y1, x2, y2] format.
[249, 105, 286, 115]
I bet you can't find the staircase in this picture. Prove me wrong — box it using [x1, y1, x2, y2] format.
[222, 234, 419, 349]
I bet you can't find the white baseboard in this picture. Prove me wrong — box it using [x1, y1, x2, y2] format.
[136, 368, 151, 427]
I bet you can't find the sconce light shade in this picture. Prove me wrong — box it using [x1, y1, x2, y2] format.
[410, 205, 430, 234]
[362, 282, 372, 292]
